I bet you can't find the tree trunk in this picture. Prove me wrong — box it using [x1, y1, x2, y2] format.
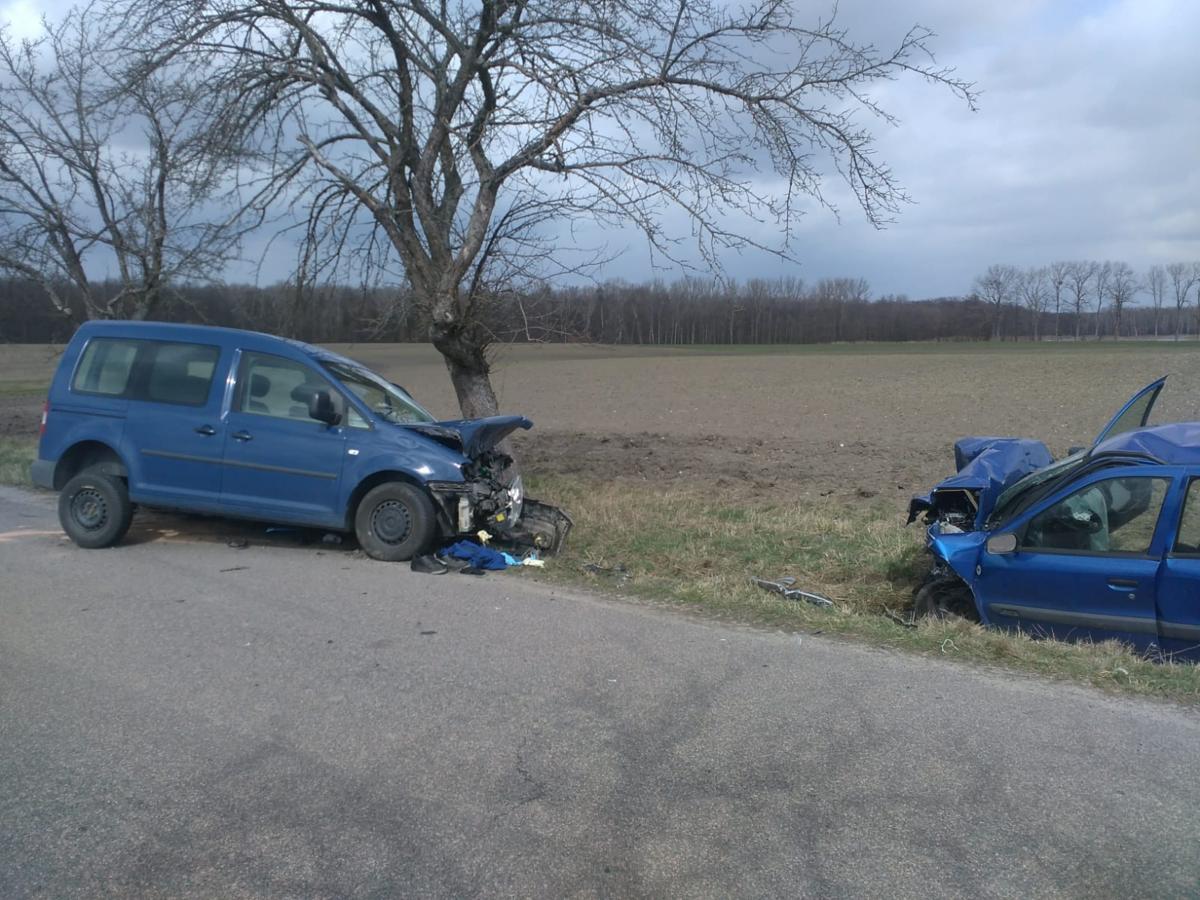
[432, 326, 501, 420]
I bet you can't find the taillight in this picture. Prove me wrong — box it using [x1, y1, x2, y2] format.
[40, 400, 48, 437]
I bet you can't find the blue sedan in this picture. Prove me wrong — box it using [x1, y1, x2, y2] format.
[908, 377, 1200, 660]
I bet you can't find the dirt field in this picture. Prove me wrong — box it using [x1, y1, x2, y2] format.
[5, 340, 1200, 504]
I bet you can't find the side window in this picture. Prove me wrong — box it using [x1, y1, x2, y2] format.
[144, 342, 220, 406]
[1022, 476, 1169, 554]
[1174, 479, 1200, 554]
[236, 352, 338, 423]
[72, 338, 139, 396]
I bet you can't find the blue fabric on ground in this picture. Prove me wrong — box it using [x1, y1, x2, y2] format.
[441, 540, 509, 570]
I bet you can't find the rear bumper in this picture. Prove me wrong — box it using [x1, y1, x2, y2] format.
[30, 459, 55, 490]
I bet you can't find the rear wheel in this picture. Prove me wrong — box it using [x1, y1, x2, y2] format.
[913, 575, 978, 621]
[59, 471, 133, 549]
[354, 482, 436, 562]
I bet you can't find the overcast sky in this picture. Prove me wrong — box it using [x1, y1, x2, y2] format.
[3, 0, 1198, 299]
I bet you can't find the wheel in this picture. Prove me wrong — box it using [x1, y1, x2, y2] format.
[912, 575, 978, 621]
[354, 482, 436, 562]
[58, 471, 134, 549]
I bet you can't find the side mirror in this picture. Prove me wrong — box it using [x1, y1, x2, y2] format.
[986, 533, 1017, 555]
[308, 389, 341, 426]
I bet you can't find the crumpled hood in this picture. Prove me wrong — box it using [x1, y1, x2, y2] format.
[907, 436, 1054, 527]
[407, 415, 532, 458]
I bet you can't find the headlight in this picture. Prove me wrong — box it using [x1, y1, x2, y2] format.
[507, 474, 524, 523]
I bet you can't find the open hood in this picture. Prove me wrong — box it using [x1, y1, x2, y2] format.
[407, 415, 532, 458]
[1091, 376, 1167, 451]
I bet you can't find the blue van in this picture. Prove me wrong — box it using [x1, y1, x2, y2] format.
[33, 321, 555, 560]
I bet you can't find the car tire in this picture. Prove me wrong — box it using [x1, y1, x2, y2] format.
[354, 482, 436, 562]
[58, 471, 134, 549]
[913, 576, 978, 621]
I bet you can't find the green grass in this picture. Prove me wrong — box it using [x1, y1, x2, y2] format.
[0, 437, 35, 486]
[0, 380, 48, 396]
[526, 474, 1200, 703]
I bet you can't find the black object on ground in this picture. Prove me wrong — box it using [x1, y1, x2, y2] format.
[411, 555, 449, 575]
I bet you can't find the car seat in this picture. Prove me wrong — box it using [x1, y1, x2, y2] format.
[248, 373, 272, 414]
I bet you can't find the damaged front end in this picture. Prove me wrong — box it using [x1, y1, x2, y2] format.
[907, 436, 1055, 532]
[906, 436, 1054, 621]
[416, 415, 573, 555]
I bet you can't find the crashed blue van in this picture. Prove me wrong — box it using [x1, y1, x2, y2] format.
[33, 321, 566, 560]
[908, 377, 1200, 660]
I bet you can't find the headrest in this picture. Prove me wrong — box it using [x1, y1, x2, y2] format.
[250, 373, 271, 398]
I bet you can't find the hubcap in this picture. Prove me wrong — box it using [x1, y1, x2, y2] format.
[72, 488, 108, 531]
[371, 499, 412, 545]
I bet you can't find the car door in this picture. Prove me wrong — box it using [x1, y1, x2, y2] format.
[220, 351, 348, 525]
[1091, 377, 1166, 448]
[123, 339, 227, 506]
[1158, 476, 1200, 658]
[975, 471, 1172, 651]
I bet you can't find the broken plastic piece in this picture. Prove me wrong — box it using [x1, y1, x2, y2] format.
[751, 576, 835, 609]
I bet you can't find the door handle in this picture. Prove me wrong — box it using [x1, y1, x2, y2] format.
[194, 424, 216, 436]
[1107, 577, 1138, 589]
[232, 430, 253, 442]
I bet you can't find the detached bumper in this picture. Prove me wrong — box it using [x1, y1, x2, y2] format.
[30, 459, 54, 490]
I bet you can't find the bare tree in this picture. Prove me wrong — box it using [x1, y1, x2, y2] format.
[1167, 262, 1200, 340]
[1105, 261, 1138, 339]
[1047, 260, 1070, 341]
[1092, 260, 1112, 339]
[127, 0, 976, 417]
[1017, 266, 1049, 341]
[1065, 261, 1094, 341]
[974, 264, 1019, 340]
[1146, 264, 1167, 338]
[0, 4, 257, 322]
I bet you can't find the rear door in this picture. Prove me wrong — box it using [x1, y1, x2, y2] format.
[976, 472, 1172, 650]
[1158, 476, 1200, 657]
[123, 340, 227, 505]
[220, 351, 347, 525]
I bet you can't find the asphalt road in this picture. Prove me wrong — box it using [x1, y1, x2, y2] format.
[1, 485, 1198, 899]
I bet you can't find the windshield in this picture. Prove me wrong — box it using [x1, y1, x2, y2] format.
[990, 449, 1087, 525]
[320, 360, 435, 425]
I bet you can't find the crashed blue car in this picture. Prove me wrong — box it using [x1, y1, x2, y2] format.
[908, 377, 1200, 660]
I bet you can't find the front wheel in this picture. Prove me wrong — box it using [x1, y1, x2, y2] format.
[912, 575, 979, 621]
[354, 482, 436, 562]
[59, 471, 134, 549]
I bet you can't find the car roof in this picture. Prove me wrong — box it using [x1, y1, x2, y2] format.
[79, 320, 332, 360]
[1093, 422, 1200, 466]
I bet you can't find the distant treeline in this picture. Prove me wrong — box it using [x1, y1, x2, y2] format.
[0, 275, 1194, 345]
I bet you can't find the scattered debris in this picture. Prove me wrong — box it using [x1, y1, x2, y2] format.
[885, 607, 917, 628]
[583, 562, 631, 583]
[226, 539, 249, 549]
[219, 565, 249, 574]
[751, 576, 835, 609]
[321, 533, 342, 545]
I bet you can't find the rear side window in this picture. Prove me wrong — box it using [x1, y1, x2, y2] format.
[144, 343, 219, 406]
[73, 339, 139, 396]
[72, 337, 220, 406]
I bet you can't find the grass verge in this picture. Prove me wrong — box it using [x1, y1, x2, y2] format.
[0, 437, 1193, 702]
[0, 437, 34, 486]
[527, 474, 1200, 704]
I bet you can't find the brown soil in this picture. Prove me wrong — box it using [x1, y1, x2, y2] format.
[8, 342, 1200, 505]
